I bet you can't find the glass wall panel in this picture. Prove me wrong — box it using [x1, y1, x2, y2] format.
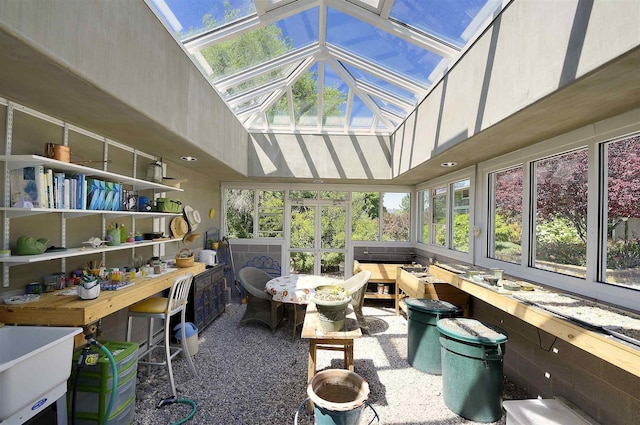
[490, 167, 523, 263]
[351, 192, 380, 241]
[452, 179, 470, 252]
[258, 190, 284, 238]
[382, 192, 410, 241]
[320, 191, 348, 200]
[290, 190, 317, 199]
[290, 205, 315, 249]
[533, 149, 588, 278]
[432, 187, 447, 246]
[225, 189, 254, 238]
[603, 134, 640, 290]
[321, 252, 345, 279]
[421, 190, 430, 243]
[290, 252, 314, 274]
[321, 206, 346, 249]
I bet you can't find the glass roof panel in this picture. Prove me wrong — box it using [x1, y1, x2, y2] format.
[222, 61, 302, 99]
[350, 95, 374, 129]
[266, 93, 291, 127]
[322, 66, 349, 127]
[326, 7, 443, 85]
[151, 0, 256, 41]
[200, 7, 318, 81]
[149, 0, 505, 135]
[233, 93, 270, 114]
[340, 62, 418, 105]
[293, 63, 319, 127]
[390, 0, 499, 48]
[371, 95, 405, 117]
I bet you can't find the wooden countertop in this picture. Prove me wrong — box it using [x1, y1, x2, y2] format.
[0, 263, 206, 327]
[428, 264, 640, 378]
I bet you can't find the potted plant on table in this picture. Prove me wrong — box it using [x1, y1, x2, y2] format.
[311, 285, 352, 332]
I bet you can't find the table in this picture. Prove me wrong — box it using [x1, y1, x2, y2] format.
[265, 274, 339, 303]
[301, 302, 362, 382]
[265, 274, 340, 339]
[0, 263, 206, 347]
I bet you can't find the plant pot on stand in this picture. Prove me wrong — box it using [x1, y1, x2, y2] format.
[312, 285, 352, 332]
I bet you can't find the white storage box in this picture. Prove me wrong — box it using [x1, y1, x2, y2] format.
[503, 399, 599, 425]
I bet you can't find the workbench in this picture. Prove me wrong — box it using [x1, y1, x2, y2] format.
[0, 263, 205, 344]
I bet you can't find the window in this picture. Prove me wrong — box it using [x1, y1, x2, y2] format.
[382, 192, 410, 241]
[225, 189, 254, 238]
[489, 167, 523, 264]
[532, 149, 588, 278]
[351, 192, 380, 241]
[432, 187, 447, 246]
[257, 190, 284, 238]
[602, 135, 640, 290]
[421, 190, 430, 243]
[452, 179, 470, 252]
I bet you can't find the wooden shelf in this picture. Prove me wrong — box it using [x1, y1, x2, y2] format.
[0, 154, 183, 192]
[0, 207, 180, 219]
[0, 238, 182, 264]
[364, 292, 394, 299]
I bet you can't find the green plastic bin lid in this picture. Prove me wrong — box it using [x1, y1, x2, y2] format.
[437, 318, 507, 344]
[405, 298, 459, 313]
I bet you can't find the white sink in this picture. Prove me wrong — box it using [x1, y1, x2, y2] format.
[0, 325, 82, 423]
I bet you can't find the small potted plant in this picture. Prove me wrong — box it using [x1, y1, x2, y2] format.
[311, 285, 352, 332]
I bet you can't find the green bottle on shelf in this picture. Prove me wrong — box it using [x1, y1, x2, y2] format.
[120, 223, 126, 243]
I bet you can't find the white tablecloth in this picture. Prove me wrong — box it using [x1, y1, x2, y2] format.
[265, 274, 340, 304]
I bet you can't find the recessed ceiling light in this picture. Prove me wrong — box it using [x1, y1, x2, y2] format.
[441, 161, 457, 167]
[181, 156, 197, 161]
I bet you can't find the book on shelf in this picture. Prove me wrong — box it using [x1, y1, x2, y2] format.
[10, 165, 47, 208]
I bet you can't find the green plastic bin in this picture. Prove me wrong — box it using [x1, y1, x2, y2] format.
[437, 318, 508, 423]
[405, 298, 460, 374]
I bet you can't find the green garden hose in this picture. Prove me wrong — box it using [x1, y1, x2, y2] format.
[157, 395, 198, 424]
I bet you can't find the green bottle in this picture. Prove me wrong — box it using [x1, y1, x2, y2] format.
[120, 223, 126, 243]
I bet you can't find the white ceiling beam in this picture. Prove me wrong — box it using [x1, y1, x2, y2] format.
[326, 0, 459, 58]
[215, 44, 321, 91]
[326, 58, 395, 130]
[379, 0, 395, 19]
[327, 44, 427, 96]
[253, 0, 269, 16]
[185, 0, 318, 52]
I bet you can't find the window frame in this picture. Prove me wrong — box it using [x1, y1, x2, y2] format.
[475, 115, 640, 311]
[416, 166, 475, 263]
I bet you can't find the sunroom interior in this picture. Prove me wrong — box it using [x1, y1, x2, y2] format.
[0, 0, 638, 424]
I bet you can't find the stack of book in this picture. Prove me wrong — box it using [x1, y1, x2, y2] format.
[9, 165, 122, 211]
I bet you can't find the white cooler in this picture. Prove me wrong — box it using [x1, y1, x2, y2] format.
[503, 398, 599, 425]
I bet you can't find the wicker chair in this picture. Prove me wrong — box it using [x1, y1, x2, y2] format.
[238, 267, 283, 333]
[341, 270, 372, 333]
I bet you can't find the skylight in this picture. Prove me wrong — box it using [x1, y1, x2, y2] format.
[148, 0, 504, 135]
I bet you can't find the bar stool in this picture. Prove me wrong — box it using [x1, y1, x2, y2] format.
[126, 273, 198, 398]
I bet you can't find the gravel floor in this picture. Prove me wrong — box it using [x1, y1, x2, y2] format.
[133, 301, 529, 425]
